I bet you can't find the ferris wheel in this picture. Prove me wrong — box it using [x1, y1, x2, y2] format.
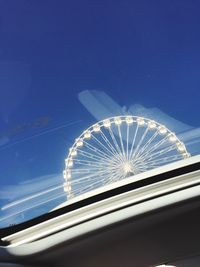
[63, 116, 190, 199]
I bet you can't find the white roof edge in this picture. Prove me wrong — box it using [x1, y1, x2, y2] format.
[6, 182, 200, 255]
[55, 155, 200, 209]
[2, 155, 200, 250]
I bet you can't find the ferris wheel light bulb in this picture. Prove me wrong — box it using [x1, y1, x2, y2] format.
[84, 131, 91, 139]
[63, 170, 67, 179]
[63, 184, 68, 192]
[125, 116, 134, 124]
[67, 159, 73, 167]
[177, 142, 185, 152]
[137, 118, 145, 126]
[103, 119, 111, 128]
[71, 149, 77, 157]
[168, 133, 177, 142]
[159, 126, 167, 135]
[67, 171, 71, 179]
[63, 182, 71, 193]
[148, 120, 156, 129]
[182, 152, 189, 158]
[93, 124, 100, 132]
[77, 139, 83, 147]
[114, 118, 122, 125]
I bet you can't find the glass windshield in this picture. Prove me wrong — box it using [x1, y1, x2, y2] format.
[0, 0, 200, 228]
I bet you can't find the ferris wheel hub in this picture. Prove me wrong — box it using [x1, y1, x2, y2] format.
[122, 162, 133, 175]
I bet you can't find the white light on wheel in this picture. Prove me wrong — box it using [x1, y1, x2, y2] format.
[63, 115, 190, 198]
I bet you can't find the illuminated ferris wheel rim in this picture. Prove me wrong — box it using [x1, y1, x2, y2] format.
[64, 115, 190, 168]
[63, 115, 191, 199]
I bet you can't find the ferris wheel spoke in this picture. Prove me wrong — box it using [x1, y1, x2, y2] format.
[126, 123, 130, 159]
[71, 158, 119, 169]
[144, 154, 183, 166]
[91, 133, 121, 159]
[70, 167, 112, 175]
[138, 135, 169, 159]
[145, 160, 177, 169]
[71, 161, 120, 172]
[70, 176, 111, 191]
[71, 159, 108, 168]
[105, 170, 124, 183]
[138, 144, 177, 163]
[99, 129, 124, 161]
[99, 168, 124, 184]
[129, 124, 139, 161]
[77, 149, 112, 162]
[117, 124, 126, 158]
[71, 173, 111, 185]
[134, 165, 149, 173]
[83, 140, 115, 161]
[72, 169, 122, 193]
[108, 126, 124, 158]
[74, 179, 106, 195]
[145, 160, 176, 169]
[130, 127, 149, 160]
[146, 150, 182, 163]
[71, 157, 105, 165]
[70, 161, 120, 174]
[70, 162, 124, 187]
[71, 168, 119, 185]
[133, 157, 171, 169]
[72, 159, 120, 172]
[134, 130, 159, 158]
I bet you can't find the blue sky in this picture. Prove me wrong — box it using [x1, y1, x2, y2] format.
[0, 0, 200, 225]
[0, 0, 200, 126]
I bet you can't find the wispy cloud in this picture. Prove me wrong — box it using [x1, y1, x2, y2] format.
[78, 90, 200, 155]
